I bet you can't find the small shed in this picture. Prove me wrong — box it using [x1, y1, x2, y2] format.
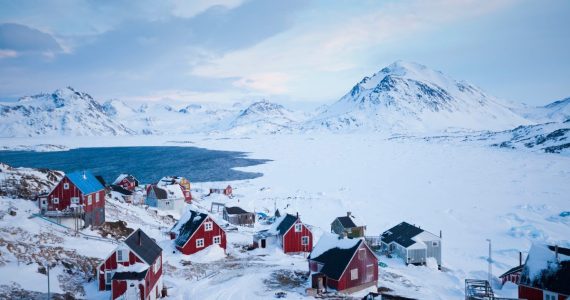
[223, 206, 255, 227]
[209, 185, 233, 197]
[331, 212, 366, 238]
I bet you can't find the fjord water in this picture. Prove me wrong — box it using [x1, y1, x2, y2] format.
[0, 146, 269, 184]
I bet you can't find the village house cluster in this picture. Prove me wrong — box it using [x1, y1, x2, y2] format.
[33, 170, 569, 300]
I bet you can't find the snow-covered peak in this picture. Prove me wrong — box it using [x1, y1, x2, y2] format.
[311, 60, 529, 133]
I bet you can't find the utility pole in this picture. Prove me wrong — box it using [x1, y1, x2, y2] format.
[47, 263, 50, 300]
[486, 238, 492, 286]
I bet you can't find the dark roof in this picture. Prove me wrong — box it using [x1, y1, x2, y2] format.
[309, 240, 362, 280]
[520, 245, 570, 295]
[499, 265, 523, 278]
[124, 229, 162, 265]
[276, 214, 298, 236]
[112, 269, 148, 281]
[149, 185, 168, 200]
[336, 216, 357, 228]
[95, 175, 106, 187]
[110, 184, 133, 195]
[174, 210, 209, 248]
[113, 174, 138, 185]
[225, 206, 250, 215]
[380, 222, 424, 248]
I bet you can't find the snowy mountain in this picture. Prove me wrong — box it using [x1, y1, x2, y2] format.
[307, 61, 530, 133]
[101, 99, 241, 135]
[515, 97, 570, 123]
[227, 100, 305, 134]
[0, 87, 135, 137]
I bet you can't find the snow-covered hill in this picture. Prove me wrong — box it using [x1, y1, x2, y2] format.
[515, 97, 570, 123]
[307, 61, 530, 133]
[0, 87, 135, 137]
[227, 100, 306, 134]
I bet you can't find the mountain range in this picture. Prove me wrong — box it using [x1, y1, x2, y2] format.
[0, 61, 568, 153]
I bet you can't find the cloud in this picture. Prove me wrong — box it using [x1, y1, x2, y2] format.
[191, 0, 515, 101]
[233, 72, 290, 94]
[170, 0, 245, 18]
[0, 23, 62, 55]
[0, 49, 18, 59]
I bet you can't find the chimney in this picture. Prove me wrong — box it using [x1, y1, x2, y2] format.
[347, 211, 352, 217]
[82, 171, 87, 180]
[138, 230, 142, 246]
[439, 230, 442, 239]
[519, 252, 522, 266]
[296, 212, 299, 219]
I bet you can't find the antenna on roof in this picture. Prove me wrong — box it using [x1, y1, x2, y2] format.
[82, 170, 87, 180]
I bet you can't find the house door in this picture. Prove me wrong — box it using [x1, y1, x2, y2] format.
[261, 239, 266, 248]
[40, 199, 47, 211]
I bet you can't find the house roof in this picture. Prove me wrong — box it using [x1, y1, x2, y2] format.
[499, 265, 523, 278]
[381, 222, 424, 248]
[112, 269, 148, 281]
[519, 244, 570, 295]
[110, 184, 133, 195]
[275, 214, 298, 236]
[225, 206, 250, 215]
[66, 171, 105, 195]
[124, 229, 162, 265]
[149, 185, 168, 200]
[308, 234, 363, 280]
[172, 209, 209, 248]
[113, 174, 138, 185]
[336, 216, 357, 228]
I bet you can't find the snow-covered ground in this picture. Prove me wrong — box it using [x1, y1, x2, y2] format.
[0, 133, 569, 299]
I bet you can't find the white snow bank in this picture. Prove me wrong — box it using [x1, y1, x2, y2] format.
[187, 244, 226, 263]
[116, 263, 149, 273]
[310, 233, 361, 258]
[526, 243, 570, 280]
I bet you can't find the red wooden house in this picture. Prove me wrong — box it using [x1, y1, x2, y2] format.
[40, 171, 105, 227]
[253, 213, 313, 254]
[170, 209, 227, 255]
[112, 174, 139, 192]
[98, 229, 164, 300]
[308, 234, 378, 294]
[519, 244, 570, 300]
[499, 252, 524, 286]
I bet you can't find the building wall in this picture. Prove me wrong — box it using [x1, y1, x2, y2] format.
[99, 248, 142, 291]
[47, 177, 83, 211]
[407, 248, 427, 265]
[424, 239, 442, 266]
[224, 212, 255, 226]
[282, 220, 313, 253]
[177, 217, 227, 255]
[519, 285, 568, 300]
[335, 244, 378, 291]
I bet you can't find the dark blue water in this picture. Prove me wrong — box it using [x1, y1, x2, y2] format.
[0, 146, 270, 184]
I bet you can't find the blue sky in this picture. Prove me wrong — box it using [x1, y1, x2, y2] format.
[0, 0, 568, 106]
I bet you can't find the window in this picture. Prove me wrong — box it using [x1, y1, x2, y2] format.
[350, 268, 358, 280]
[366, 264, 375, 281]
[63, 183, 69, 190]
[294, 224, 302, 232]
[196, 238, 204, 248]
[105, 271, 114, 285]
[52, 197, 59, 204]
[204, 222, 213, 231]
[71, 197, 79, 204]
[154, 256, 161, 273]
[432, 241, 439, 247]
[117, 250, 127, 262]
[301, 236, 309, 245]
[95, 193, 100, 203]
[87, 195, 92, 205]
[213, 235, 221, 245]
[544, 292, 557, 300]
[358, 248, 366, 260]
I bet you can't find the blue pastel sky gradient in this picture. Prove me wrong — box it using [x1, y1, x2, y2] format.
[0, 0, 568, 106]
